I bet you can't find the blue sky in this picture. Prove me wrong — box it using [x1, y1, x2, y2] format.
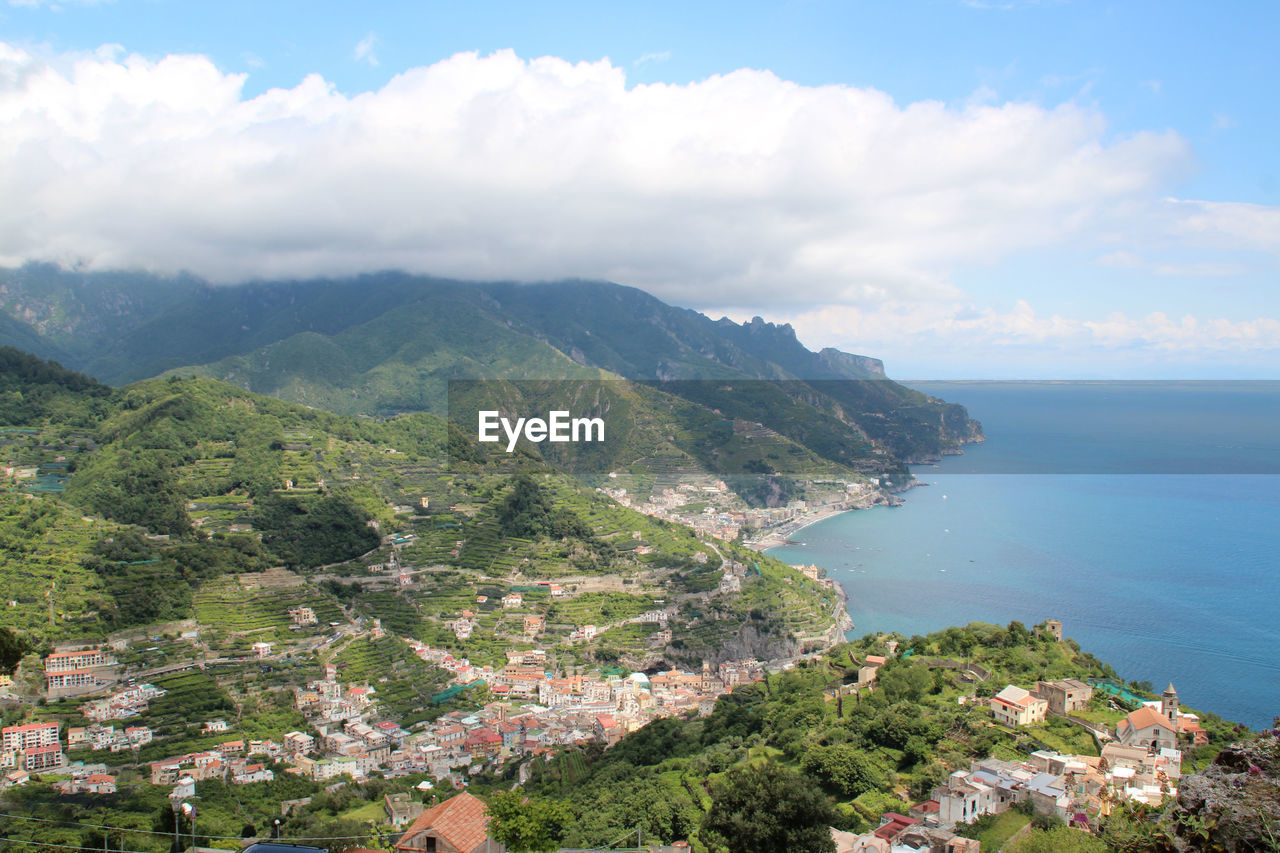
[1, 0, 1277, 377]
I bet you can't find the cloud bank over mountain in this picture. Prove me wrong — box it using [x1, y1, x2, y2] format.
[1, 43, 1276, 373]
[0, 46, 1191, 293]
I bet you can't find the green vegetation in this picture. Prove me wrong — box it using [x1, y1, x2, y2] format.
[0, 765, 435, 853]
[494, 621, 1141, 849]
[701, 762, 836, 853]
[0, 345, 112, 426]
[0, 625, 29, 674]
[0, 268, 981, 483]
[252, 492, 379, 569]
[192, 570, 341, 649]
[487, 791, 576, 853]
[0, 491, 110, 641]
[955, 808, 1033, 850]
[0, 348, 996, 851]
[498, 472, 594, 541]
[332, 635, 454, 725]
[1006, 823, 1107, 852]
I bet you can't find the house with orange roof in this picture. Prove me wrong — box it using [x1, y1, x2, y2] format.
[873, 813, 918, 841]
[1177, 715, 1209, 746]
[594, 714, 621, 743]
[394, 791, 504, 853]
[1117, 706, 1178, 753]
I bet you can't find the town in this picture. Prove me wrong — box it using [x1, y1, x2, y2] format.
[598, 475, 895, 546]
[1, 615, 1218, 853]
[3, 606, 772, 795]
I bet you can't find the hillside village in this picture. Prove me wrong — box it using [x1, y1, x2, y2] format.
[2, 588, 778, 793]
[0, 441, 1240, 852]
[1, 606, 1232, 853]
[598, 476, 895, 545]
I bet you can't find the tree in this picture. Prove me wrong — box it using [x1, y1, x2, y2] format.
[878, 661, 932, 703]
[0, 626, 31, 675]
[498, 473, 590, 540]
[801, 744, 882, 799]
[486, 791, 575, 853]
[902, 735, 932, 768]
[701, 762, 836, 853]
[1006, 620, 1032, 647]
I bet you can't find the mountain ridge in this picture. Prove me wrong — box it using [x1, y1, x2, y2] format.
[0, 265, 983, 480]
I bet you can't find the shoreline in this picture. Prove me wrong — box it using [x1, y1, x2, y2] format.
[743, 473, 933, 654]
[744, 479, 920, 551]
[743, 504, 854, 550]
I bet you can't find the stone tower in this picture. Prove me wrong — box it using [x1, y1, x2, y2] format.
[1162, 683, 1180, 724]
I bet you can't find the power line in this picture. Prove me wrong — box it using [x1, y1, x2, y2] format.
[0, 810, 399, 842]
[0, 812, 172, 838]
[3, 839, 150, 853]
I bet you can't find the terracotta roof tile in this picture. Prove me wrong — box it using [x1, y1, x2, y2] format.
[395, 791, 493, 853]
[1122, 706, 1174, 733]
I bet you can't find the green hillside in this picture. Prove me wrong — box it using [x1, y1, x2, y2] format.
[0, 357, 841, 670]
[0, 267, 982, 483]
[180, 293, 608, 416]
[504, 622, 1241, 851]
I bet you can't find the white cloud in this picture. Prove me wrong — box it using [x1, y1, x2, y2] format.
[1095, 250, 1247, 277]
[0, 43, 1258, 310]
[353, 33, 378, 67]
[701, 301, 1280, 375]
[754, 301, 1280, 367]
[1163, 198, 1280, 252]
[634, 51, 671, 67]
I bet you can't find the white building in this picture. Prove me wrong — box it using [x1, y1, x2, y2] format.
[990, 685, 1048, 727]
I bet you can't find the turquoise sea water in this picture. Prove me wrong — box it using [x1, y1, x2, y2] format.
[766, 382, 1280, 729]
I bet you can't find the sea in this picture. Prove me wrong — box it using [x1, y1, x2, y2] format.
[766, 381, 1280, 730]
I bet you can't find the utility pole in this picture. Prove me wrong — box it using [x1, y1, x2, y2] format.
[182, 802, 197, 853]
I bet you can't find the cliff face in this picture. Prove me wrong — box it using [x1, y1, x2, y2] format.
[818, 347, 885, 378]
[645, 580, 853, 672]
[1167, 732, 1280, 852]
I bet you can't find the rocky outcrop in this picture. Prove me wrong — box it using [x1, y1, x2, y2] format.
[1166, 731, 1280, 852]
[818, 347, 885, 378]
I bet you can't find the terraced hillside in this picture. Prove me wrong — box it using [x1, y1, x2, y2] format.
[193, 569, 344, 651]
[0, 359, 847, 685]
[332, 635, 457, 725]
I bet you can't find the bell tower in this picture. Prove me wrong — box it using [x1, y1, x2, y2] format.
[1161, 683, 1179, 724]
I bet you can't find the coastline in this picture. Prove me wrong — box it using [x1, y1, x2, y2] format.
[742, 472, 933, 655]
[743, 504, 854, 550]
[740, 464, 962, 659]
[744, 481, 913, 551]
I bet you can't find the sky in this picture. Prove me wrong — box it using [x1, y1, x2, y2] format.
[0, 0, 1277, 378]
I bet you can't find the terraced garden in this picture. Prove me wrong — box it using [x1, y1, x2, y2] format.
[546, 591, 660, 625]
[193, 572, 343, 648]
[0, 491, 111, 641]
[331, 635, 453, 724]
[351, 589, 422, 636]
